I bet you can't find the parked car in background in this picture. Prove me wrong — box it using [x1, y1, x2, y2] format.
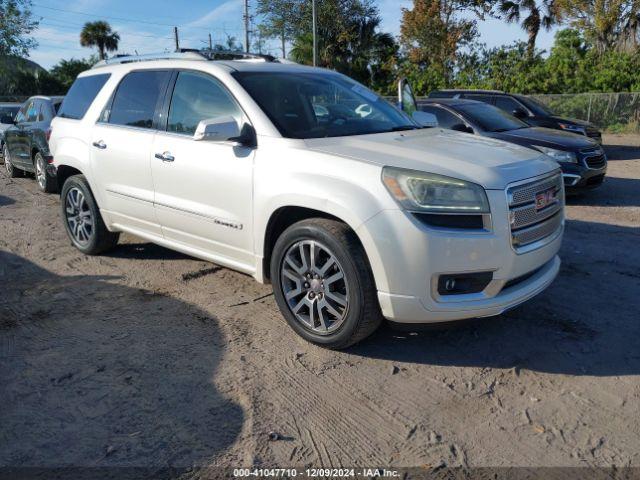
[0, 103, 21, 161]
[428, 89, 603, 144]
[3, 95, 64, 193]
[417, 97, 607, 192]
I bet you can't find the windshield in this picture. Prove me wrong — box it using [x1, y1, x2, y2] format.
[232, 71, 416, 139]
[457, 103, 528, 132]
[517, 96, 554, 116]
[0, 106, 20, 123]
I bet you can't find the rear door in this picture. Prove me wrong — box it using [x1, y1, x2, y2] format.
[150, 70, 255, 268]
[10, 99, 37, 169]
[90, 70, 171, 237]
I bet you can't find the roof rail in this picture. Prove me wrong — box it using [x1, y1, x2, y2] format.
[92, 49, 290, 69]
[92, 51, 206, 68]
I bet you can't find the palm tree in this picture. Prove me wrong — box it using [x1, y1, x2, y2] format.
[498, 0, 555, 58]
[80, 21, 120, 60]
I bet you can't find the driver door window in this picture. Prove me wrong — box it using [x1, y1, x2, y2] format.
[167, 71, 243, 135]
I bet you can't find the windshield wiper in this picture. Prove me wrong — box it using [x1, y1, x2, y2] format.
[389, 125, 419, 132]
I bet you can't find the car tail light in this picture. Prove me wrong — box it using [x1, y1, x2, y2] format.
[45, 128, 52, 142]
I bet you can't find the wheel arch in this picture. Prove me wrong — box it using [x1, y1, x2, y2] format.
[56, 165, 84, 194]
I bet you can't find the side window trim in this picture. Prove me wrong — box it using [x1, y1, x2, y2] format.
[99, 69, 172, 131]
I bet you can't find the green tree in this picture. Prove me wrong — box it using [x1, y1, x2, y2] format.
[399, 0, 480, 92]
[555, 0, 640, 53]
[256, 0, 301, 57]
[495, 0, 556, 58]
[80, 21, 120, 60]
[0, 0, 38, 57]
[50, 57, 97, 90]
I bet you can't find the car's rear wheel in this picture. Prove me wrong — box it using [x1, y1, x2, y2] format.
[270, 218, 382, 349]
[34, 152, 57, 193]
[61, 175, 119, 255]
[3, 144, 22, 178]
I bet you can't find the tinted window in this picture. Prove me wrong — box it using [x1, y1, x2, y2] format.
[26, 101, 38, 122]
[517, 95, 553, 116]
[495, 96, 526, 114]
[167, 71, 242, 136]
[108, 71, 169, 129]
[233, 71, 416, 139]
[0, 106, 19, 124]
[421, 105, 464, 129]
[456, 103, 528, 132]
[58, 74, 110, 120]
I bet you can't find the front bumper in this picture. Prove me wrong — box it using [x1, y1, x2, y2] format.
[560, 154, 607, 191]
[357, 187, 563, 324]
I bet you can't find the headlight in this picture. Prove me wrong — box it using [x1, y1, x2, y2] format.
[382, 167, 490, 213]
[535, 146, 577, 163]
[558, 123, 586, 134]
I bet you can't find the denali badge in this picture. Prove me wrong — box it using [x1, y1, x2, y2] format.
[535, 188, 556, 211]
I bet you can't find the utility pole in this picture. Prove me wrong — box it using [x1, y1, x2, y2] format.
[208, 33, 213, 50]
[244, 0, 250, 52]
[312, 0, 317, 66]
[174, 26, 180, 51]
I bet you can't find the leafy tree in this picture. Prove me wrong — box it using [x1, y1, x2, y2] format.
[495, 0, 556, 58]
[256, 0, 301, 57]
[0, 0, 38, 57]
[554, 0, 640, 53]
[212, 35, 243, 52]
[50, 57, 97, 90]
[80, 21, 120, 60]
[399, 0, 480, 91]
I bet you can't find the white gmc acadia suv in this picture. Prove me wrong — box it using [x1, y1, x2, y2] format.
[49, 51, 564, 348]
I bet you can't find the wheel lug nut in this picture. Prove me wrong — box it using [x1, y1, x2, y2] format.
[309, 292, 315, 299]
[304, 283, 309, 288]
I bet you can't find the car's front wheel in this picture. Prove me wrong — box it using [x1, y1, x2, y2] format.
[3, 144, 22, 178]
[34, 151, 57, 193]
[61, 175, 119, 255]
[270, 218, 382, 349]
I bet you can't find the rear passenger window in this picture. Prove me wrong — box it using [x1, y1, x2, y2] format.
[58, 74, 110, 120]
[495, 96, 525, 114]
[167, 71, 242, 136]
[107, 71, 169, 129]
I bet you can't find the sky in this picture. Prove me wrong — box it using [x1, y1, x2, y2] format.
[28, 0, 559, 70]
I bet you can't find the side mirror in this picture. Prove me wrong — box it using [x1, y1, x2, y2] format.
[397, 77, 418, 116]
[451, 123, 473, 134]
[194, 116, 241, 142]
[412, 111, 438, 128]
[512, 108, 527, 119]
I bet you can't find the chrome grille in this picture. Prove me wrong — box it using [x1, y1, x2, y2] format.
[507, 172, 564, 252]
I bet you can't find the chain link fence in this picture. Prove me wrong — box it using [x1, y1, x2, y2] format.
[527, 93, 640, 133]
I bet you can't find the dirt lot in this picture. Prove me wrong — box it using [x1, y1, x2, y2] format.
[1, 134, 639, 471]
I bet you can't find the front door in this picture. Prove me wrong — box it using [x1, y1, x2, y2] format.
[90, 70, 171, 237]
[9, 99, 37, 169]
[151, 70, 255, 270]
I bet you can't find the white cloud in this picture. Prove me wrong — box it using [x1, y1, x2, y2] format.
[186, 0, 243, 29]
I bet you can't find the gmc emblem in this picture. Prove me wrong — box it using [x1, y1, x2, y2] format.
[535, 188, 557, 211]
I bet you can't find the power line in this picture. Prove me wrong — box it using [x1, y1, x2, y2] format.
[39, 21, 174, 40]
[32, 3, 244, 32]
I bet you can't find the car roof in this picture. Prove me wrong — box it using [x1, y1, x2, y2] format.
[431, 89, 506, 95]
[28, 95, 65, 103]
[421, 98, 484, 107]
[0, 102, 21, 107]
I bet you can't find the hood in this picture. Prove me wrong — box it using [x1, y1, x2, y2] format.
[495, 127, 598, 151]
[304, 128, 559, 190]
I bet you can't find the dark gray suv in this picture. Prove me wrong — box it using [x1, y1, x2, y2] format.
[3, 95, 64, 192]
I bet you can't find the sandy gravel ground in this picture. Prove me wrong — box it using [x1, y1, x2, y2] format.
[0, 134, 639, 471]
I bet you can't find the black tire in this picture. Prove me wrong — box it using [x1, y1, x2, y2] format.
[60, 175, 119, 255]
[270, 218, 382, 349]
[34, 151, 57, 193]
[3, 144, 23, 178]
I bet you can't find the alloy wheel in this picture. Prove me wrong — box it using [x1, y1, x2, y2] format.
[35, 155, 46, 189]
[65, 187, 94, 246]
[4, 146, 13, 175]
[280, 240, 349, 335]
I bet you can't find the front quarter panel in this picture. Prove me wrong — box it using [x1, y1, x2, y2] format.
[253, 136, 397, 286]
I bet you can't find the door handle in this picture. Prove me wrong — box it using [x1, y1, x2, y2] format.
[92, 140, 107, 150]
[155, 152, 175, 162]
